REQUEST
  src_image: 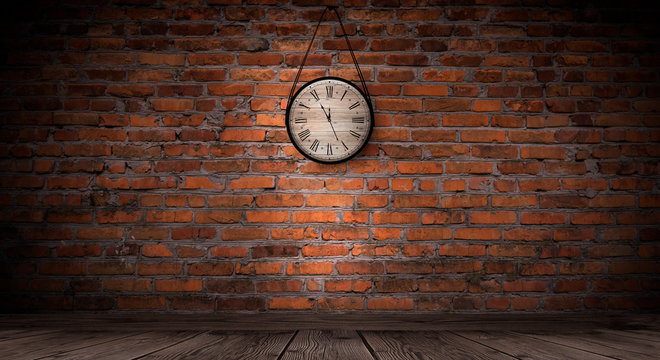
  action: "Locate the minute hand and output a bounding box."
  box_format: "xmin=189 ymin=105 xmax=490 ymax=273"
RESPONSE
xmin=327 ymin=107 xmax=339 ymax=141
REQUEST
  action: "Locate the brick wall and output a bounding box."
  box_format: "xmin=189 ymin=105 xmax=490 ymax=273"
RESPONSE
xmin=1 ymin=0 xmax=659 ymax=313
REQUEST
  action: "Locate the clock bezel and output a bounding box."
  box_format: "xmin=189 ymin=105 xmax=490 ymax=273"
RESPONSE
xmin=285 ymin=76 xmax=374 ymax=164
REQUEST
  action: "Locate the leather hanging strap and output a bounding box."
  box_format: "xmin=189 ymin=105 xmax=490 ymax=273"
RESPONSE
xmin=287 ymin=6 xmax=371 ymax=107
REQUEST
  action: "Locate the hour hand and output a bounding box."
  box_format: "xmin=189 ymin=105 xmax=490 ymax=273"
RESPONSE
xmin=319 ymin=103 xmax=330 ymax=120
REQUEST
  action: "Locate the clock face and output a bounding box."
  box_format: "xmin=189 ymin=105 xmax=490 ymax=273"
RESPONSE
xmin=286 ymin=77 xmax=373 ymax=164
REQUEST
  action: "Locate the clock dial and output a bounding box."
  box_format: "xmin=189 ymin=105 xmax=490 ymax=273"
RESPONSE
xmin=286 ymin=77 xmax=373 ymax=163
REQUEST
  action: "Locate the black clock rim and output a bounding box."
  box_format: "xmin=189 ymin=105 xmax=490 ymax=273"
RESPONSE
xmin=285 ymin=76 xmax=374 ymax=164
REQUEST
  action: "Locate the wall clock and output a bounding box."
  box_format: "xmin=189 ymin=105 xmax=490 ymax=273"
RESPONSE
xmin=285 ymin=6 xmax=373 ymax=164
xmin=286 ymin=77 xmax=373 ymax=164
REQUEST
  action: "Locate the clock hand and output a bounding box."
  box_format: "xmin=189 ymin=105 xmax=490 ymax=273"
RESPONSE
xmin=319 ymin=103 xmax=330 ymax=120
xmin=319 ymin=103 xmax=338 ymax=140
xmin=327 ymin=107 xmax=338 ymax=141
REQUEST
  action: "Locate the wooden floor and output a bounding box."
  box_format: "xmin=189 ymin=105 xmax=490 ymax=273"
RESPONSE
xmin=0 ymin=313 xmax=659 ymax=359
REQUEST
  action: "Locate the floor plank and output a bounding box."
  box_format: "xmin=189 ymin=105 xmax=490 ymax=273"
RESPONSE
xmin=360 ymin=331 xmax=515 ymax=360
xmin=0 ymin=330 xmax=138 ymax=359
xmin=281 ymin=330 xmax=373 ymax=360
xmin=0 ymin=329 xmax=60 ymax=342
xmin=518 ymin=330 xmax=660 ymax=359
xmin=454 ymin=331 xmax=614 ymax=360
xmin=599 ymin=328 xmax=660 ymax=343
xmin=137 ymin=330 xmax=294 ymax=360
xmin=37 ymin=331 xmax=199 ymax=360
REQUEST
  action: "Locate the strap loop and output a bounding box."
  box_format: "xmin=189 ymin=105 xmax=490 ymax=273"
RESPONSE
xmin=287 ymin=6 xmax=371 ymax=107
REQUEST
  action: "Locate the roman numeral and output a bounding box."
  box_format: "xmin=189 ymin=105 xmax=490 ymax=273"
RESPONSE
xmin=295 ymin=118 xmax=307 ymax=124
xmin=311 ymin=89 xmax=319 ymax=101
xmin=326 ymin=86 xmax=333 ymax=98
xmin=340 ymin=90 xmax=347 ymax=101
xmin=342 ymin=141 xmax=348 ymax=150
xmin=327 ymin=144 xmax=332 ymax=155
xmin=310 ymin=139 xmax=319 ymax=152
xmin=299 ymin=103 xmax=310 ymax=109
xmin=350 ymin=130 xmax=361 ymax=139
xmin=349 ymin=102 xmax=360 ymax=110
xmin=298 ymin=129 xmax=310 ymax=141
xmin=352 ymin=117 xmax=364 ymax=123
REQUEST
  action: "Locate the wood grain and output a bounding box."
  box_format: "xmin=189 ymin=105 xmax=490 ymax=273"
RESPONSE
xmin=0 ymin=330 xmax=138 ymax=359
xmin=0 ymin=315 xmax=658 ymax=359
xmin=602 ymin=329 xmax=660 ymax=343
xmin=454 ymin=330 xmax=613 ymax=360
xmin=516 ymin=330 xmax=660 ymax=359
xmin=360 ymin=331 xmax=515 ymax=360
xmin=37 ymin=331 xmax=197 ymax=360
xmin=139 ymin=331 xmax=294 ymax=360
xmin=280 ymin=330 xmax=373 ymax=360
xmin=0 ymin=329 xmax=60 ymax=342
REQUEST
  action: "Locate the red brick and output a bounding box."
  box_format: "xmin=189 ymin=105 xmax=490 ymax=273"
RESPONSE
xmin=151 ymin=99 xmax=194 ymax=112
xmin=141 ymin=245 xmax=173 ymax=258
xmin=519 ymin=179 xmax=560 ymax=191
xmin=302 ymin=245 xmax=349 ymax=257
xmin=393 ymin=195 xmax=438 ymax=208
xmin=155 ymin=279 xmax=202 ymax=292
xmin=238 ymin=53 xmax=283 ymax=66
xmin=376 ymin=98 xmax=422 ymax=112
xmin=571 ymin=212 xmax=612 ymax=225
xmin=544 ymin=296 xmax=582 ymax=310
xmin=217 ymin=297 xmax=265 ymax=311
xmin=210 ymin=246 xmax=248 ymax=258
xmin=373 ymin=212 xmax=419 ymax=224
xmin=559 ymin=262 xmax=606 ymax=275
xmin=367 ymin=297 xmax=414 ymax=310
xmin=336 ymin=261 xmax=384 ymax=275
xmin=318 ymin=297 xmax=363 ymax=311
xmin=306 ymin=194 xmax=353 ymax=207
xmin=229 ymin=176 xmax=274 ymax=189
xmin=521 ymin=212 xmax=566 ymax=225
xmin=137 ymin=263 xmax=182 ymax=276
xmin=88 ymin=262 xmax=134 ymax=275
xmin=187 ymin=262 xmax=234 ymax=276
xmin=371 ymin=38 xmax=415 ymax=51
xmin=104 ymin=279 xmax=151 ymax=292
xmin=206 ymin=279 xmax=253 ymax=293
xmin=245 ymin=211 xmax=289 ymax=223
xmin=208 ymin=83 xmax=253 ymax=96
xmin=118 ymin=296 xmax=165 ymax=309
xmin=589 ymin=195 xmax=635 ymax=208
xmin=293 ymin=211 xmax=337 ymax=223
xmin=222 ymin=228 xmax=268 ymax=241
xmin=423 ymin=69 xmax=465 ymax=82
xmin=256 ymin=280 xmax=302 ymax=293
xmin=471 ymin=211 xmax=517 ymax=224
xmin=326 ymin=280 xmax=372 ymax=293
xmin=438 ymin=245 xmax=485 ymax=257
xmin=269 ymin=297 xmax=314 ymax=310
xmin=287 ymin=262 xmax=333 ymax=275
xmin=378 ymin=69 xmax=415 ymax=82
xmin=426 ymin=99 xmax=471 ymax=112
xmin=236 ymin=262 xmax=282 ymax=275
xmin=322 ymin=228 xmax=370 ymax=241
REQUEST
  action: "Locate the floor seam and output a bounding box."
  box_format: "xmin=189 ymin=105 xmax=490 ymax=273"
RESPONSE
xmin=277 ymin=329 xmax=299 ymax=360
xmin=357 ymin=330 xmax=379 ymax=360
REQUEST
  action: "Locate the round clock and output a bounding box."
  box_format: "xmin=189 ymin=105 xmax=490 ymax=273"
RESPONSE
xmin=286 ymin=77 xmax=374 ymax=164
